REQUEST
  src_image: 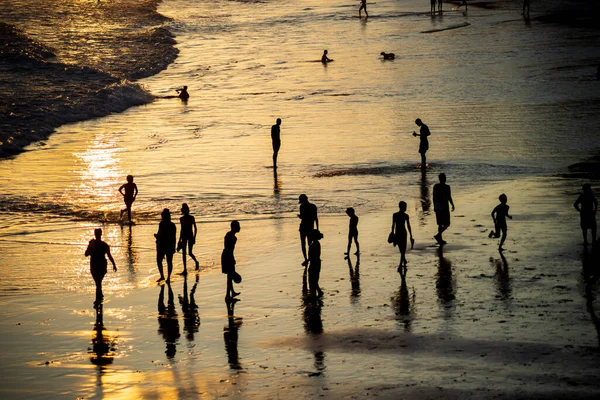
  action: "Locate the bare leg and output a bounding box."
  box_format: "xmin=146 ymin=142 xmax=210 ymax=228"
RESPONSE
xmin=354 ymin=237 xmax=360 ymax=255
xmin=157 ymin=252 xmax=165 ymax=281
xmin=188 ymin=241 xmax=199 ymax=270
xmin=421 ymin=153 xmax=427 ymax=169
xmin=180 ymin=243 xmax=188 ymax=275
xmin=300 ymin=232 xmax=308 ymax=265
xmin=499 ymin=229 xmax=507 ymax=250
xmin=127 ymin=205 xmax=132 ymax=222
xmin=583 ymin=228 xmax=589 ymax=245
xmin=345 ymin=235 xmax=352 ymax=255
xmin=165 ymin=253 xmax=173 ymax=283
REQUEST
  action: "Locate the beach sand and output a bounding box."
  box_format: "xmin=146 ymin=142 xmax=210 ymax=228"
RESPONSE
xmin=1 ymin=172 xmax=599 ymax=399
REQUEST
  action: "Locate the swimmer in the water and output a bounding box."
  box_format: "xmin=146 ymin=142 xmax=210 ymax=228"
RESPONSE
xmin=321 ymin=50 xmax=333 ymax=64
xmin=176 ymin=86 xmax=189 ymax=100
xmin=381 ymin=52 xmax=395 ymax=60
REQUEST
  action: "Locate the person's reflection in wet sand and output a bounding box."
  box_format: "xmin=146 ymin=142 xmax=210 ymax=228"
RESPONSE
xmin=436 ymin=248 xmax=455 ymax=319
xmin=122 ymin=224 xmax=138 ymax=282
xmin=224 ymin=297 xmax=243 ymax=370
xmin=89 ymin=303 xmax=116 ymax=398
xmin=301 ymin=269 xmax=326 ymax=375
xmin=158 ymin=283 xmax=180 ymax=359
xmin=347 ymin=254 xmax=361 ymax=303
xmin=392 ymin=274 xmax=415 ymax=333
xmin=490 ymin=251 xmax=512 ymax=302
xmin=418 ymin=170 xmax=431 ymax=225
xmin=582 ymin=247 xmax=600 ymax=346
xmin=179 ymin=274 xmax=200 ymax=341
xmin=273 ymin=168 xmax=281 ymax=196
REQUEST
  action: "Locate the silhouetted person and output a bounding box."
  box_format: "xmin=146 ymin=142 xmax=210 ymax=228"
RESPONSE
xmin=321 ymin=50 xmax=333 ymax=64
xmin=176 ymin=85 xmax=189 ymax=100
xmin=178 ymin=203 xmax=199 ymax=275
xmin=158 ymin=283 xmax=180 ymax=359
xmin=347 ymin=254 xmax=361 ymax=301
xmin=359 ymin=0 xmax=368 ymax=18
xmin=224 ymin=297 xmax=242 ymax=369
xmin=118 ymin=175 xmax=138 ymax=223
xmin=460 ymin=0 xmax=468 ymax=11
xmin=155 ymin=208 xmax=177 ymax=283
xmin=412 ymin=119 xmax=431 ymax=169
xmin=522 ymin=0 xmax=530 ymax=16
xmin=271 ymin=118 xmax=282 ymax=168
xmin=89 ymin=304 xmax=115 ymax=367
xmin=391 ymin=201 xmax=414 ymax=275
xmin=298 ymin=194 xmax=319 ymax=266
xmin=85 ymin=228 xmax=117 ymax=306
xmin=179 ymin=274 xmax=200 ymax=341
xmin=574 ymin=184 xmax=598 ymax=246
xmin=430 ymin=0 xmax=436 ymax=15
xmin=488 ymin=193 xmax=513 ymax=251
xmin=438 ymin=0 xmax=443 ymax=14
xmin=308 ymin=229 xmax=324 ymax=297
xmin=345 ymin=207 xmax=360 ymax=257
xmin=380 ymin=52 xmax=395 ymax=60
xmin=433 ymin=173 xmax=454 ymax=245
xmin=222 ymin=220 xmax=241 ymax=300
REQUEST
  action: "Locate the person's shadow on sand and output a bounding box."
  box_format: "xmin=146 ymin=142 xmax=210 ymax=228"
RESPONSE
xmin=224 ymin=297 xmax=243 ymax=370
xmin=158 ymin=283 xmax=180 ymax=359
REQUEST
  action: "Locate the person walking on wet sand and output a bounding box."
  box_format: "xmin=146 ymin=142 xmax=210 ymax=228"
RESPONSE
xmin=119 ymin=175 xmax=138 ymax=223
xmin=271 ymin=118 xmax=282 ymax=168
xmin=430 ymin=0 xmax=436 ymax=15
xmin=433 ymin=173 xmax=454 ymax=245
xmin=176 ymin=86 xmax=189 ymax=100
xmin=222 ymin=220 xmax=241 ymax=300
xmin=155 ymin=208 xmax=177 ymax=283
xmin=574 ymin=184 xmax=597 ymax=246
xmin=489 ymin=194 xmax=512 ymax=251
xmin=412 ymin=119 xmax=431 ymax=169
xmin=299 ymin=194 xmax=319 ymax=266
xmin=522 ymin=0 xmax=530 ymax=17
xmin=85 ymin=228 xmax=117 ymax=306
xmin=359 ymin=0 xmax=368 ymax=18
xmin=391 ymin=201 xmax=414 ymax=275
xmin=308 ymin=229 xmax=324 ymax=297
xmin=345 ymin=207 xmax=360 ymax=257
xmin=178 ymin=203 xmax=199 ymax=275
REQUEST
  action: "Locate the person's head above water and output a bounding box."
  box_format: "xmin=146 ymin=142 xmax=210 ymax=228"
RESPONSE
xmin=438 ymin=173 xmax=446 ymax=183
xmin=181 ymin=203 xmax=189 ymax=214
xmin=126 ymin=174 xmax=134 ymax=183
xmin=231 ymin=220 xmax=240 ymax=232
xmin=399 ymin=201 xmax=407 ymax=212
xmin=415 ymin=118 xmax=422 ymax=126
xmin=499 ymin=194 xmax=507 ymax=203
xmin=94 ymin=228 xmax=102 ymax=240
xmin=299 ymin=194 xmax=308 ymax=204
xmin=161 ymin=208 xmax=171 ymax=222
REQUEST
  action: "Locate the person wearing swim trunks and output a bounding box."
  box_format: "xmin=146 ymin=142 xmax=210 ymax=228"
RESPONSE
xmin=574 ymin=184 xmax=598 ymax=246
xmin=433 ymin=173 xmax=455 ymax=245
xmin=271 ymin=118 xmax=282 ymax=168
xmin=412 ymin=118 xmax=431 ymax=169
xmin=118 ymin=175 xmax=138 ymax=223
xmin=222 ymin=220 xmax=241 ymax=300
xmin=298 ymin=194 xmax=319 ymax=266
xmin=85 ymin=228 xmax=117 ymax=306
xmin=391 ymin=201 xmax=414 ymax=275
xmin=489 ymin=193 xmax=512 ymax=251
xmin=178 ymin=203 xmax=199 ymax=275
xmin=155 ymin=208 xmax=177 ymax=283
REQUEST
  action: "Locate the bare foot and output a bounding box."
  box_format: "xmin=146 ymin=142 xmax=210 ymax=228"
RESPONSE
xmin=232 ymin=291 xmax=241 ymax=297
xmin=302 ymin=260 xmax=309 ymax=267
xmin=195 ymin=261 xmax=200 ymax=271
xmin=156 ymin=277 xmax=165 ymax=282
xmin=178 ymin=270 xmax=188 ymax=276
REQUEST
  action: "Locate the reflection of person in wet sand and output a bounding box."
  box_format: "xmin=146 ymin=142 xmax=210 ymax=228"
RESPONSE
xmin=412 ymin=119 xmax=431 ymax=169
xmin=574 ymin=184 xmax=597 ymax=246
xmin=85 ymin=228 xmax=117 ymax=306
xmin=178 ymin=203 xmax=199 ymax=275
xmin=176 ymin=85 xmax=189 ymax=100
xmin=155 ymin=208 xmax=177 ymax=283
xmin=222 ymin=220 xmax=241 ymax=300
xmin=224 ymin=298 xmax=242 ymax=370
xmin=89 ymin=304 xmax=115 ymax=367
xmin=359 ymin=0 xmax=368 ymax=18
xmin=347 ymin=254 xmax=361 ymax=300
xmin=298 ymin=194 xmax=319 ymax=266
xmin=118 ymin=175 xmax=138 ymax=223
xmin=179 ymin=274 xmax=200 ymax=341
xmin=271 ymin=118 xmax=282 ymax=168
xmin=308 ymin=229 xmax=325 ymax=297
xmin=158 ymin=283 xmax=180 ymax=359
xmin=433 ymin=173 xmax=454 ymax=245
xmin=489 ymin=194 xmax=512 ymax=251
xmin=321 ymin=50 xmax=333 ymax=64
xmin=391 ymin=201 xmax=414 ymax=275
xmin=345 ymin=207 xmax=360 ymax=257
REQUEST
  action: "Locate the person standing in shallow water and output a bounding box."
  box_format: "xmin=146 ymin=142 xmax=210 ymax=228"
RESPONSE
xmin=433 ymin=173 xmax=454 ymax=245
xmin=359 ymin=0 xmax=368 ymax=18
xmin=85 ymin=228 xmax=117 ymax=306
xmin=155 ymin=208 xmax=177 ymax=283
xmin=298 ymin=194 xmax=319 ymax=266
xmin=412 ymin=119 xmax=431 ymax=169
xmin=308 ymin=229 xmax=324 ymax=297
xmin=178 ymin=203 xmax=199 ymax=275
xmin=321 ymin=50 xmax=333 ymax=64
xmin=222 ymin=220 xmax=241 ymax=300
xmin=345 ymin=207 xmax=360 ymax=257
xmin=271 ymin=118 xmax=281 ymax=168
xmin=391 ymin=201 xmax=414 ymax=275
xmin=118 ymin=175 xmax=138 ymax=223
xmin=176 ymin=85 xmax=189 ymax=100
xmin=574 ymin=184 xmax=598 ymax=246
xmin=489 ymin=194 xmax=512 ymax=251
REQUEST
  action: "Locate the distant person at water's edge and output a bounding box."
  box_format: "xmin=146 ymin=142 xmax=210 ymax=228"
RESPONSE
xmin=574 ymin=184 xmax=597 ymax=246
xmin=308 ymin=229 xmax=324 ymax=297
xmin=430 ymin=0 xmax=436 ymax=15
xmin=176 ymin=86 xmax=189 ymax=100
xmin=155 ymin=208 xmax=177 ymax=283
xmin=438 ymin=0 xmax=443 ymax=14
xmin=119 ymin=175 xmax=138 ymax=222
xmin=345 ymin=207 xmax=360 ymax=257
xmin=222 ymin=220 xmax=241 ymax=300
xmin=391 ymin=201 xmax=414 ymax=275
xmin=522 ymin=0 xmax=530 ymax=16
xmin=433 ymin=173 xmax=454 ymax=245
xmin=489 ymin=194 xmax=512 ymax=251
xmin=271 ymin=118 xmax=282 ymax=168
xmin=321 ymin=50 xmax=333 ymax=64
xmin=299 ymin=194 xmax=319 ymax=266
xmin=85 ymin=228 xmax=117 ymax=306
xmin=412 ymin=118 xmax=431 ymax=169
xmin=178 ymin=203 xmax=199 ymax=275
xmin=359 ymin=0 xmax=368 ymax=18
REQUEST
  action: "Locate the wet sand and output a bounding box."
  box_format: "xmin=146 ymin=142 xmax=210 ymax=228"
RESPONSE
xmin=1 ymin=172 xmax=599 ymax=399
